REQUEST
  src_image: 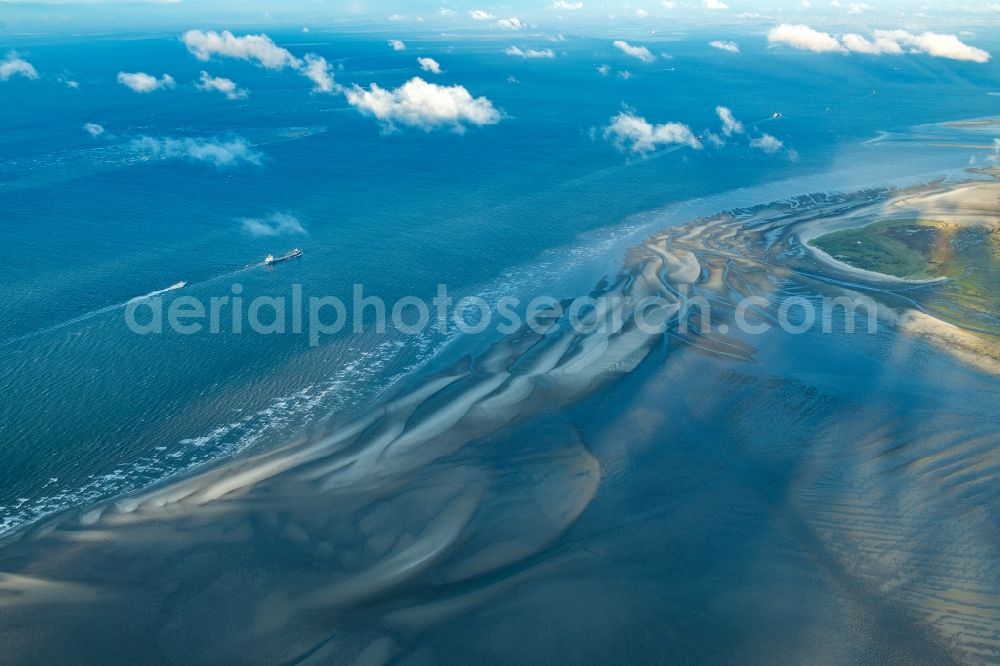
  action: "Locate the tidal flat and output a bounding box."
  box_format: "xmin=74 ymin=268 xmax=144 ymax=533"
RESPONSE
xmin=1 ymin=173 xmax=999 ymax=664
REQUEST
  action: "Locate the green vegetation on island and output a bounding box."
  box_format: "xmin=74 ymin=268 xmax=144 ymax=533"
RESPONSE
xmin=811 ymin=219 xmax=962 ymax=280
xmin=812 ymin=218 xmax=1000 ymax=330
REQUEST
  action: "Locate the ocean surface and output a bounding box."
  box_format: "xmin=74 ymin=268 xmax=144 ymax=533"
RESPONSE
xmin=2 ymin=28 xmax=997 ymax=536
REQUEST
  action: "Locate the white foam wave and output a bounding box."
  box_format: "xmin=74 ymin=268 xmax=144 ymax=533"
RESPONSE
xmin=0 ymin=338 xmax=413 ymax=537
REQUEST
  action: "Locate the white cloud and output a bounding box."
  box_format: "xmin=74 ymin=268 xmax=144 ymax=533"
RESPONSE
xmin=505 ymin=46 xmax=555 ymax=58
xmin=83 ymin=122 xmax=105 ymax=137
xmin=613 ymin=40 xmax=655 ymax=63
xmin=468 ymin=9 xmax=495 ymax=20
xmin=117 ymin=71 xmax=175 ymax=93
xmin=635 ymin=8 xmax=649 ymax=17
xmin=181 ymin=29 xmax=339 ymax=92
xmin=767 ymin=24 xmax=845 ymax=53
xmin=196 ymin=71 xmax=248 ymax=99
xmin=550 ymin=0 xmax=583 ymax=9
xmin=872 ymin=29 xmax=990 ymax=63
xmin=130 ymin=136 xmax=263 ymax=168
xmin=497 ymin=17 xmax=526 ymax=29
xmin=388 ymin=39 xmax=406 ymax=51
xmin=182 ymin=30 xmax=301 ymax=69
xmin=767 ymin=24 xmax=990 ymax=63
xmin=716 ymin=106 xmax=744 ymax=136
xmin=618 ymin=70 xmax=633 ymax=79
xmin=438 ymin=8 xmax=459 ymax=17
xmin=704 ymin=0 xmax=729 ymax=8
xmin=750 ymin=133 xmax=784 ymax=153
xmin=0 ymin=53 xmax=38 ymax=81
xmin=709 ymin=40 xmax=740 ymax=53
xmin=604 ymin=111 xmax=702 ymax=154
xmin=241 ymin=213 xmax=306 ymax=237
xmin=662 ymin=0 xmax=676 ymax=6
xmin=345 ymin=76 xmax=501 ymax=133
xmin=418 ymin=57 xmax=443 ymax=73
xmin=300 ymin=54 xmax=338 ymax=93
xmin=597 ymin=63 xmax=611 ymax=75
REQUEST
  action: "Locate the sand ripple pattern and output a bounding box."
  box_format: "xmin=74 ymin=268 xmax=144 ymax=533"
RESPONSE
xmin=1 ymin=178 xmax=998 ymax=663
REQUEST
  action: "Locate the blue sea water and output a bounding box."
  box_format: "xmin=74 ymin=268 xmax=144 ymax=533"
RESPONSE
xmin=1 ymin=27 xmax=999 ymax=535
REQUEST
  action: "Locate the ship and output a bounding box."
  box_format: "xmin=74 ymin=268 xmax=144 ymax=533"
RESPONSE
xmin=264 ymin=249 xmax=303 ymax=266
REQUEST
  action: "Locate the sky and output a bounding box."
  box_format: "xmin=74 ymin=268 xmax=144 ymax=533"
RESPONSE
xmin=2 ymin=0 xmax=1000 ymax=33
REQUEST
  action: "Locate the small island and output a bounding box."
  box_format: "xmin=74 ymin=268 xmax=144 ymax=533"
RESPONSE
xmin=795 ymin=176 xmax=1000 ymax=338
